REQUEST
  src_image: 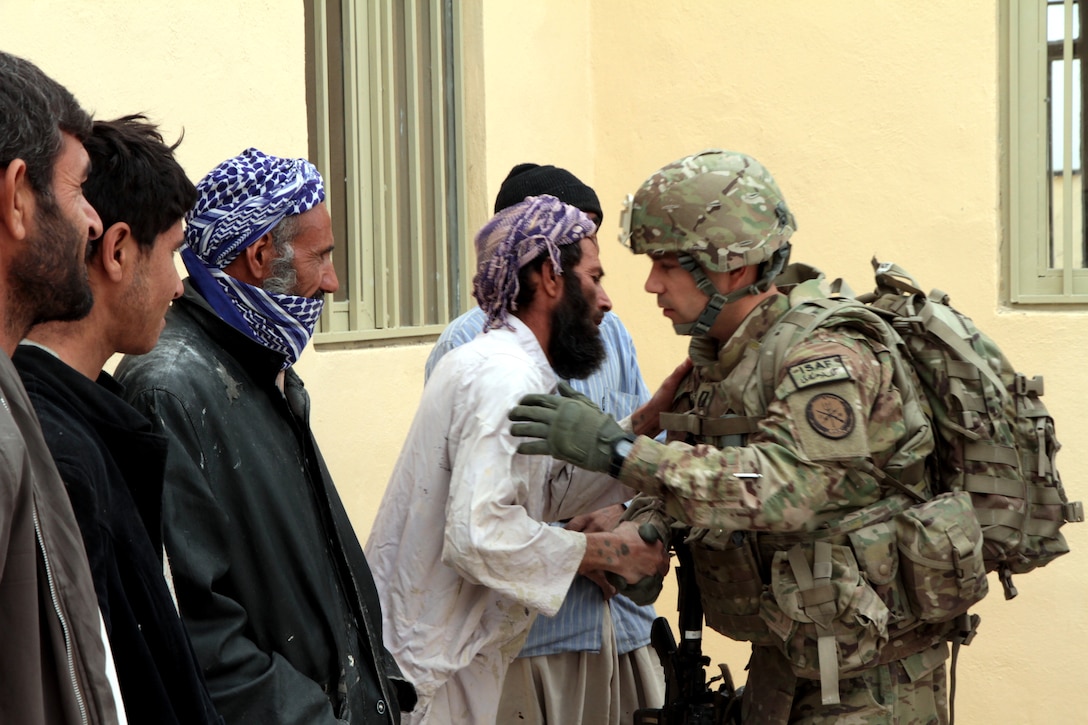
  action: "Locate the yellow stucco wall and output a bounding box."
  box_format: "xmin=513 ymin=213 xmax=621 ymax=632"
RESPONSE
xmin=4 ymin=1 xmax=1086 ymax=721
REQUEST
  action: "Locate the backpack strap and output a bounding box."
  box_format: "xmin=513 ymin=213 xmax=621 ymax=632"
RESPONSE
xmin=756 ymin=297 xmax=842 ymax=413
xmin=756 ymin=297 xmax=933 ymax=505
xmin=874 ymin=260 xmax=1007 ymax=395
xmin=907 ymin=301 xmax=1006 ymax=395
xmin=787 ymin=541 xmax=841 ymax=705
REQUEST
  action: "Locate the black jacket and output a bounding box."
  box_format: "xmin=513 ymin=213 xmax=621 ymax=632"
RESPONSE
xmin=115 ymin=284 xmax=414 ymax=724
xmin=14 ymin=343 xmax=221 ymax=725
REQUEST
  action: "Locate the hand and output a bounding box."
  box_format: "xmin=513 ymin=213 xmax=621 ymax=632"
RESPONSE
xmin=568 ymin=503 xmax=632 ymax=601
xmin=509 ymin=385 xmax=629 ymax=473
xmin=564 ymin=503 xmax=626 ymax=534
xmin=631 ymin=358 xmax=694 ymax=438
xmin=603 ymin=521 xmax=670 ymax=605
xmin=583 ymin=520 xmax=665 ymax=583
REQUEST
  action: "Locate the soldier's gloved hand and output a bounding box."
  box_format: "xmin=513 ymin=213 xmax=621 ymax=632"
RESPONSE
xmin=509 ymin=383 xmax=631 ymax=474
xmin=555 ymin=381 xmax=596 ymax=409
xmin=606 ymin=522 xmax=666 ymax=606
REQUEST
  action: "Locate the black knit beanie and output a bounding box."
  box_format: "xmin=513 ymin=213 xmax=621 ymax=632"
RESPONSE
xmin=493 ymin=163 xmax=603 ymax=223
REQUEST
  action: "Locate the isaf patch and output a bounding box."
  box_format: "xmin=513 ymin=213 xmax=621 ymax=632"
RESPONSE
xmin=805 ymin=393 xmax=855 ymax=440
xmin=787 ymin=355 xmax=852 ymax=390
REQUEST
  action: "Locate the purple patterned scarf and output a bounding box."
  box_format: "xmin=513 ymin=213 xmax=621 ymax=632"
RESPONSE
xmin=472 ymin=194 xmax=594 ymax=330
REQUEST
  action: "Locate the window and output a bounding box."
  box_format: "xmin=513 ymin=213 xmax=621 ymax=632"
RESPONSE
xmin=306 ymin=0 xmax=469 ymax=342
xmin=1006 ymin=0 xmax=1088 ymax=302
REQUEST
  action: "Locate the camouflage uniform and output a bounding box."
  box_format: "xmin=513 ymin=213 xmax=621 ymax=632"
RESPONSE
xmin=618 ymin=151 xmax=952 ymax=724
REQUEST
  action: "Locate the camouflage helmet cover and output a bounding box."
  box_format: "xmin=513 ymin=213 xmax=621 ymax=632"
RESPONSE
xmin=622 ymin=149 xmax=797 ymax=273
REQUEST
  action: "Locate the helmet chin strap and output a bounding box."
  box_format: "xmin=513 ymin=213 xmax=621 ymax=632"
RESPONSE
xmin=672 ymin=244 xmax=792 ymax=336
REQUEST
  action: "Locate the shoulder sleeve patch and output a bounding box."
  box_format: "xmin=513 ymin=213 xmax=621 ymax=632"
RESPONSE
xmin=789 ymin=382 xmax=871 ymax=461
xmin=787 ymin=355 xmax=852 ymax=390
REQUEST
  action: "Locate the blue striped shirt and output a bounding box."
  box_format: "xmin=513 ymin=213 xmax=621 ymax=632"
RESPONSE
xmin=424 ymin=308 xmax=658 ymax=656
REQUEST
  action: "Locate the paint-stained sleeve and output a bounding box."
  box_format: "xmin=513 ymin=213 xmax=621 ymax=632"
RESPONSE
xmin=439 ymin=350 xmax=629 ymax=616
xmin=618 ymin=328 xmax=908 ymax=532
xmin=127 ymin=387 xmax=343 ymax=725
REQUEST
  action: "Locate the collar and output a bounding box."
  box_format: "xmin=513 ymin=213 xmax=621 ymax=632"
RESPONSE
xmin=177 ymin=280 xmax=293 ymax=385
xmin=486 ymin=314 xmax=557 ymax=391
xmin=688 ymin=293 xmax=791 ymax=374
xmin=13 ymin=342 xmax=154 ymax=432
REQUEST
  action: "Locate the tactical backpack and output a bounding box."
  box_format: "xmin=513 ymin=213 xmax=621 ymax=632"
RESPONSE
xmin=774 ymin=259 xmax=1083 ymax=601
xmin=643 ymin=260 xmax=1081 ymax=713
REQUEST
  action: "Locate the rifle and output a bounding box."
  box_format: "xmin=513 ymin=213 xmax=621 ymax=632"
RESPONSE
xmin=634 ymin=534 xmax=742 ymax=725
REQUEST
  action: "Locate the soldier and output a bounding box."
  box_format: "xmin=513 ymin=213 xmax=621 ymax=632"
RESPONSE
xmin=509 ymin=149 xmax=954 ymax=723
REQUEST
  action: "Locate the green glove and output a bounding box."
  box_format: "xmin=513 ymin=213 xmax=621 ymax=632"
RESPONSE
xmin=555 ymin=381 xmax=596 ymax=409
xmin=606 ymin=522 xmax=665 ymax=606
xmin=509 ymin=382 xmax=630 ymax=473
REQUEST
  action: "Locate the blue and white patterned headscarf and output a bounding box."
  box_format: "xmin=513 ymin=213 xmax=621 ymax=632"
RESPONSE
xmin=472 ymin=194 xmax=594 ymax=331
xmin=182 ymin=147 xmax=326 ymax=368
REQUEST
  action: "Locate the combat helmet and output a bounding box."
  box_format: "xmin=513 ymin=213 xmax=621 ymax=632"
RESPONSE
xmin=620 ymin=149 xmax=797 ymax=335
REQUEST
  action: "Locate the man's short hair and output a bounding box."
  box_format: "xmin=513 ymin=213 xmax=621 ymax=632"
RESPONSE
xmin=82 ymin=115 xmax=197 ymax=257
xmin=0 ymin=51 xmax=92 ymax=198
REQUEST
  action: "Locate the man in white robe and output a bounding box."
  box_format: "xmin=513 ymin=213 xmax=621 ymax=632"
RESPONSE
xmin=366 ymin=195 xmax=671 ymax=724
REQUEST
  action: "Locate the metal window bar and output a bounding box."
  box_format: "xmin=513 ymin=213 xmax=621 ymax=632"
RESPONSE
xmin=347 ymin=0 xmax=375 ymax=330
xmin=308 ymin=0 xmax=460 ymax=340
xmin=1046 ymin=0 xmax=1086 ymax=285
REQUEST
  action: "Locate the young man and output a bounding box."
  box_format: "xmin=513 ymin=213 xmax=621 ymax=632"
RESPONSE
xmin=425 ymin=163 xmax=664 ymax=725
xmin=366 ymin=194 xmax=671 ymax=724
xmin=15 ymin=115 xmax=221 ymax=725
xmin=0 ymin=50 xmax=124 ymax=725
xmin=511 ymin=150 xmax=949 ymax=724
xmin=116 ymin=148 xmax=414 ymax=724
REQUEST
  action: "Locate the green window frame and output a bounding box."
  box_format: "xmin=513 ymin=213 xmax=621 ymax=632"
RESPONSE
xmin=1006 ymin=0 xmax=1088 ymax=302
xmin=306 ymin=0 xmax=470 ymax=342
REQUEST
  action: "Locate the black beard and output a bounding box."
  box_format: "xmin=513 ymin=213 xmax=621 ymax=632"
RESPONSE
xmin=548 ymin=274 xmax=605 ymax=380
xmin=9 ymin=195 xmax=93 ymax=332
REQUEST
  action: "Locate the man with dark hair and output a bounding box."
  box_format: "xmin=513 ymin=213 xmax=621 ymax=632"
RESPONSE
xmin=15 ymin=114 xmax=222 ymax=725
xmin=366 ymin=194 xmax=671 ymax=724
xmin=0 ymin=50 xmax=124 ymax=725
xmin=511 ymin=150 xmax=948 ymax=723
xmin=425 ymin=163 xmax=666 ymax=725
xmin=116 ymin=148 xmax=414 ymax=724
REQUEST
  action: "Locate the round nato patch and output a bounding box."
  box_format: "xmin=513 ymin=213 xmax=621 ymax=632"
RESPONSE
xmin=805 ymin=393 xmax=855 ymax=440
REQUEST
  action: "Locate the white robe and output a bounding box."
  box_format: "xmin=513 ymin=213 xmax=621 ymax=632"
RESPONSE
xmin=365 ymin=317 xmax=632 ymax=724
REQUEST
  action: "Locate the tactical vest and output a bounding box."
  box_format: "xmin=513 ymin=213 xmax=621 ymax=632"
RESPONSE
xmin=660 ymin=278 xmax=968 ymax=701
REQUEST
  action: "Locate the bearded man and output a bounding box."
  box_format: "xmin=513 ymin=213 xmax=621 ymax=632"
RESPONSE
xmin=426 ymin=163 xmax=666 ymax=725
xmin=365 ymin=194 xmax=670 ymax=724
xmin=0 ymin=50 xmax=125 ymax=725
xmin=116 ymin=148 xmax=414 ymax=725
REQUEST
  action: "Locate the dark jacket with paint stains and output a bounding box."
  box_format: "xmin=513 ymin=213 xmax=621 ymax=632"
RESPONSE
xmin=14 ymin=343 xmax=222 ymax=725
xmin=115 ymin=284 xmax=415 ymax=725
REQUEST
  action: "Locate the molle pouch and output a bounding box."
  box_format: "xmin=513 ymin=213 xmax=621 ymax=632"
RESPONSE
xmin=689 ymin=529 xmax=777 ymax=646
xmin=759 ymin=541 xmax=890 ymax=698
xmin=847 ymin=520 xmax=914 ymax=627
xmin=895 ymin=491 xmax=988 ymax=623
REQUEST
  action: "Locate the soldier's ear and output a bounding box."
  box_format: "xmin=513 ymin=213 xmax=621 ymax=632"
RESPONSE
xmin=721 ymin=264 xmax=758 ymax=294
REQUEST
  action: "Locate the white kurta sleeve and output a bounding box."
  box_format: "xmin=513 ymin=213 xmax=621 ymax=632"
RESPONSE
xmin=440 ymin=351 xmax=587 ymax=616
